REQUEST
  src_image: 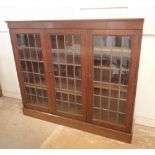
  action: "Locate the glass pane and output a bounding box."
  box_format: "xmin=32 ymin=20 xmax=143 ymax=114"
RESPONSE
xmin=35 ymin=34 xmax=41 ymax=48
xmin=53 ymin=64 xmax=59 ymax=76
xmin=65 ymin=35 xmax=72 ymax=49
xmin=51 ymin=34 xmax=82 ymax=115
xmin=120 ymin=86 xmax=128 ymax=99
xmin=16 ymin=33 xmax=48 ymax=107
xmin=121 ymin=71 xmax=129 ymax=85
xmin=69 ymin=94 xmax=75 ymax=102
xmin=106 ymin=36 xmax=115 ymax=48
xmin=68 ymin=79 xmax=74 ymax=90
xmin=76 ymin=80 xmax=81 ymax=91
xmin=74 ymin=54 xmax=80 ymax=64
xmin=52 ymin=52 xmax=58 ymax=63
xmin=28 ymin=34 xmax=35 ymax=47
xmin=93 ymin=108 xmax=100 ymax=120
xmin=23 ymin=34 xmax=29 ymax=47
xmin=112 ymin=56 xmax=121 ymax=69
xmin=94 ymin=68 xmax=100 ymax=81
xmin=37 ymin=49 xmax=43 ymax=61
xmin=102 ymin=54 xmax=110 ymax=67
xmin=94 ymin=88 xmax=100 ymax=95
xmin=111 ymin=90 xmax=119 ymax=98
xmin=111 ymin=69 xmax=120 ymax=83
xmin=30 ymin=48 xmax=37 ymax=60
xmin=61 ymin=78 xmax=67 ymax=89
xmin=101 ymin=110 xmax=108 ymax=121
xmin=67 ymin=65 xmax=74 ymax=77
xmin=20 ymin=61 xmax=26 ymax=71
xmin=119 ymin=100 xmax=126 ymax=113
xmin=115 ymin=36 xmax=122 ymax=47
xmin=24 ymin=48 xmax=30 ymax=59
xmin=51 ymin=35 xmax=57 ymax=49
xmin=75 ymin=66 xmax=81 ymax=79
xmin=94 ymin=54 xmax=101 ymax=66
xmin=101 ymin=97 xmax=109 ymax=109
xmin=73 ymin=35 xmax=80 ymax=49
xmin=102 ymin=69 xmax=110 ymax=82
xmin=101 ymin=88 xmax=109 ymax=97
xmin=59 ymin=52 xmax=66 ymax=64
xmin=57 ymin=35 xmax=64 ymax=49
xmin=55 ymin=77 xmax=60 ymax=88
xmin=19 ymin=49 xmax=24 ymax=59
xmin=76 ymin=95 xmax=82 ymax=104
xmin=122 ymin=57 xmax=130 ymax=69
xmin=94 ymin=95 xmax=100 ymax=108
xmin=118 ymin=113 xmax=126 ymax=125
xmin=110 ymin=98 xmax=118 ymax=111
xmin=122 ymin=36 xmax=131 ymax=49
xmin=93 ymin=35 xmax=131 ymax=126
xmin=66 ymin=53 xmax=73 ymax=64
xmin=60 ymin=65 xmax=66 ymax=77
xmin=109 ymin=112 xmax=117 ymax=123
xmin=16 ymin=34 xmax=22 ymax=47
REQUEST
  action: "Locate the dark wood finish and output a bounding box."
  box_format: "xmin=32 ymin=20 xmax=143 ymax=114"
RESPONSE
xmin=23 ymin=107 xmax=132 ymax=143
xmin=87 ymin=29 xmax=142 ymax=133
xmin=7 ymin=19 xmax=143 ymax=30
xmin=7 ymin=19 xmax=144 ymax=143
xmin=9 ymin=29 xmax=51 ymax=113
xmin=125 ymin=30 xmax=143 ymax=133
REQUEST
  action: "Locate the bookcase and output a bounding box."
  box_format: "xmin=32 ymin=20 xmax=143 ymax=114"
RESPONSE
xmin=7 ymin=19 xmax=143 ymax=143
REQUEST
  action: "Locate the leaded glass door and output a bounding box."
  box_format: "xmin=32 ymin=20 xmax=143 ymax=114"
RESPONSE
xmin=47 ymin=30 xmax=86 ymax=120
xmin=88 ymin=30 xmax=137 ymax=131
xmin=10 ymin=29 xmax=51 ymax=112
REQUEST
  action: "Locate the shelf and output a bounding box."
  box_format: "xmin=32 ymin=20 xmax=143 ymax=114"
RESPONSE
xmin=20 ymin=58 xmax=43 ymax=63
xmin=51 ymin=49 xmax=80 ymax=53
xmin=94 ymin=82 xmax=127 ymax=93
xmin=24 ymin=82 xmax=46 ymax=89
xmin=94 ymin=47 xmax=131 ymax=56
xmin=55 ymin=88 xmax=81 ymax=96
xmin=18 ymin=46 xmax=42 ymax=50
xmin=93 ymin=65 xmax=129 ymax=71
xmin=53 ymin=62 xmax=81 ymax=66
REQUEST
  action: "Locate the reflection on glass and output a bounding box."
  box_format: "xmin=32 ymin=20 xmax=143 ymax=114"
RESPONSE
xmin=93 ymin=35 xmax=131 ymax=125
xmin=94 ymin=54 xmax=101 ymax=66
xmin=102 ymin=55 xmax=110 ymax=67
xmin=51 ymin=35 xmax=57 ymax=49
xmin=57 ymin=35 xmax=64 ymax=49
xmin=122 ymin=57 xmax=130 ymax=69
xmin=50 ymin=34 xmax=82 ymax=115
xmin=110 ymin=98 xmax=118 ymax=111
xmin=16 ymin=33 xmax=47 ymax=107
xmin=112 ymin=56 xmax=121 ymax=68
xmin=65 ymin=35 xmax=72 ymax=49
xmin=74 ymin=35 xmax=80 ymax=49
xmin=101 ymin=97 xmax=109 ymax=109
xmin=115 ymin=36 xmax=122 ymax=47
xmin=111 ymin=69 xmax=120 ymax=83
xmin=94 ymin=68 xmax=100 ymax=81
xmin=102 ymin=69 xmax=110 ymax=82
xmin=101 ymin=110 xmax=108 ymax=121
xmin=121 ymin=71 xmax=128 ymax=85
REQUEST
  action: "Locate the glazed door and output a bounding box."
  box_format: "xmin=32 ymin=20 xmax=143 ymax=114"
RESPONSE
xmin=46 ymin=30 xmax=86 ymax=120
xmin=87 ymin=30 xmax=140 ymax=132
xmin=10 ymin=29 xmax=52 ymax=112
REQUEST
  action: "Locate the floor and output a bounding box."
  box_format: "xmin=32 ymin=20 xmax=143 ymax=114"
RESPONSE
xmin=0 ymin=97 xmax=155 ymax=149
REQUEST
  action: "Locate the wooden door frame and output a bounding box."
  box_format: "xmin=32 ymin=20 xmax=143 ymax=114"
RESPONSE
xmin=44 ymin=29 xmax=87 ymax=121
xmin=9 ymin=29 xmax=52 ymax=113
xmin=86 ymin=29 xmax=142 ymax=133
